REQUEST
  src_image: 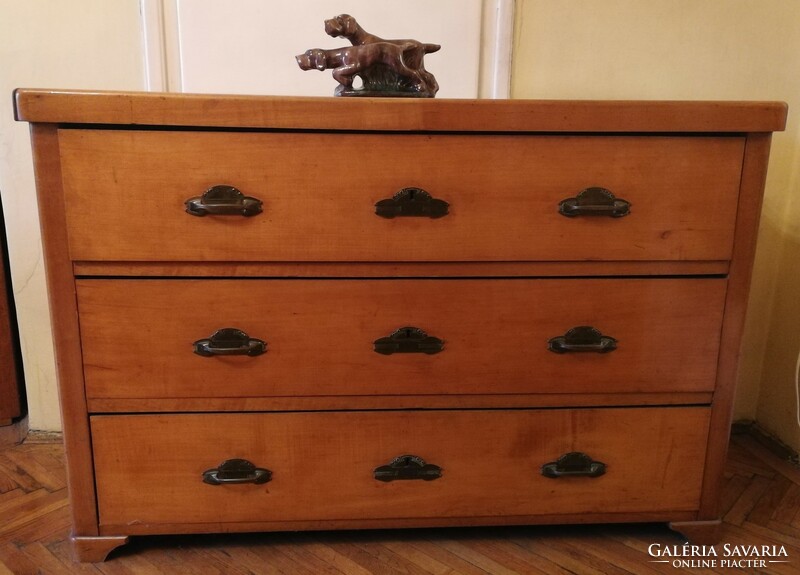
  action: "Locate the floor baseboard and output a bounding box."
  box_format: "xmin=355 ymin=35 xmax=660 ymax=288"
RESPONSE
xmin=732 ymin=418 xmax=799 ymax=465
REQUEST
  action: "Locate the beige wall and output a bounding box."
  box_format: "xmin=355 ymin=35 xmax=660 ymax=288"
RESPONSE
xmin=512 ymin=0 xmax=800 ymax=450
xmin=0 ymin=0 xmax=146 ymax=430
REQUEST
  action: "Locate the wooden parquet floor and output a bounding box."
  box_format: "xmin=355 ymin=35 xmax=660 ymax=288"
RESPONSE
xmin=0 ymin=431 xmax=798 ymax=574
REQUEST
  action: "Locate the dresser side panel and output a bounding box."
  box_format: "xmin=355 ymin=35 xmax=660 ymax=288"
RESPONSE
xmin=699 ymin=133 xmax=774 ymax=519
xmin=29 ymin=124 xmax=98 ymax=535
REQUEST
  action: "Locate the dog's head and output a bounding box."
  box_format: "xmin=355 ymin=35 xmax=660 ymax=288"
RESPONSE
xmin=295 ymin=49 xmax=327 ymax=71
xmin=324 ymin=14 xmax=358 ymax=38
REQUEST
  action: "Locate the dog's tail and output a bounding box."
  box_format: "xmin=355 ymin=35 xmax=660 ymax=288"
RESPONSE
xmin=423 ymin=43 xmax=441 ymax=54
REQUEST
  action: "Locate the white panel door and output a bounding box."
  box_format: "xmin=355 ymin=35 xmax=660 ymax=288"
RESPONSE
xmin=154 ymin=0 xmax=486 ymax=97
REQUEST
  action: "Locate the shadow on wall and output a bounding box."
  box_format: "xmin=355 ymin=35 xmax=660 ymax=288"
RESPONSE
xmin=754 ymin=227 xmax=800 ymax=451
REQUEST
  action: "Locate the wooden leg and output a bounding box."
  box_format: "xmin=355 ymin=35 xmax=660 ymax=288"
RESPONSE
xmin=71 ymin=535 xmax=130 ymax=562
xmin=668 ymin=520 xmax=722 ymax=545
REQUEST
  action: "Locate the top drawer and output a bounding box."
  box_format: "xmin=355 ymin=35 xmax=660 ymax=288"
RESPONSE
xmin=58 ymin=130 xmax=744 ymax=262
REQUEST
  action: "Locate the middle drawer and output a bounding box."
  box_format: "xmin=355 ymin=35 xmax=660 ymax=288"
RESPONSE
xmin=77 ymin=278 xmax=726 ymax=399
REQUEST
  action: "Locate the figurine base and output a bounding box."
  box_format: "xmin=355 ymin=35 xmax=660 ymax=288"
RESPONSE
xmin=334 ymin=86 xmax=434 ymax=98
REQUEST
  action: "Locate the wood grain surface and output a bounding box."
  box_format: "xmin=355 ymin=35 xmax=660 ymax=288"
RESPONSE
xmin=59 ymin=130 xmax=744 ymax=262
xmin=77 ymin=277 xmax=727 ymax=399
xmin=14 ymin=89 xmax=788 ymax=132
xmin=90 ymin=407 xmax=710 ymax=529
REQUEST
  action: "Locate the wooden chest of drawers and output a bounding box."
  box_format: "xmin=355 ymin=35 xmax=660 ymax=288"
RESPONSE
xmin=15 ymin=90 xmax=787 ymax=562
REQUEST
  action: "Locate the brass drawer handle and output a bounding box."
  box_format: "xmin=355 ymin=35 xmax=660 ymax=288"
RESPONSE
xmin=542 ymin=452 xmax=606 ymax=479
xmin=203 ymin=458 xmax=272 ymax=485
xmin=373 ymin=327 xmax=444 ymax=355
xmin=548 ymin=326 xmax=617 ymax=354
xmin=375 ymin=187 xmax=449 ymax=218
xmin=193 ymin=328 xmax=267 ymax=357
xmin=185 ymin=185 xmax=263 ymax=217
xmin=558 ymin=187 xmax=630 ymax=217
xmin=374 ymin=455 xmax=442 ymax=482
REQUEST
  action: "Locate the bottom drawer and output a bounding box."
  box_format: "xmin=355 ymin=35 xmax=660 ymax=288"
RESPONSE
xmin=91 ymin=407 xmax=710 ymax=529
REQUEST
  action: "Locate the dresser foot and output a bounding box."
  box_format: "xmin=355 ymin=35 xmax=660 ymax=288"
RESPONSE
xmin=71 ymin=535 xmax=130 ymax=562
xmin=668 ymin=520 xmax=722 ymax=545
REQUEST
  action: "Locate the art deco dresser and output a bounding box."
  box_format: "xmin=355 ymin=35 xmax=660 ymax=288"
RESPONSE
xmin=14 ymin=90 xmax=787 ymax=561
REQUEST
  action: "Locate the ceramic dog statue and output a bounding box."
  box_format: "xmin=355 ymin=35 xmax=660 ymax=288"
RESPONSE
xmin=296 ymin=14 xmax=440 ymax=97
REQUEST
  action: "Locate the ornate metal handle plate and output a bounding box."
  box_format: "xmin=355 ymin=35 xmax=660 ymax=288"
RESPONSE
xmin=374 ymin=455 xmax=442 ymax=482
xmin=185 ymin=185 xmax=263 ymax=217
xmin=548 ymin=326 xmax=617 ymax=354
xmin=202 ymin=458 xmax=272 ymax=485
xmin=373 ymin=327 xmax=444 ymax=355
xmin=375 ymin=187 xmax=449 ymax=218
xmin=193 ymin=328 xmax=267 ymax=357
xmin=542 ymin=452 xmax=606 ymax=478
xmin=558 ymin=187 xmax=630 ymax=217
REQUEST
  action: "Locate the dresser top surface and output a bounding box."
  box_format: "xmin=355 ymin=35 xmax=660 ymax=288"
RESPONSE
xmin=14 ymin=89 xmax=787 ymax=133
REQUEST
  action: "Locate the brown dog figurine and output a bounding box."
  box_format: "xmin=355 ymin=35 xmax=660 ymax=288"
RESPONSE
xmin=324 ymin=13 xmax=440 ymax=52
xmin=296 ymin=14 xmax=440 ymax=97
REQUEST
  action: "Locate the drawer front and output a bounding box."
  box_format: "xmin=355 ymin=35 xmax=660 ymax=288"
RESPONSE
xmin=91 ymin=407 xmax=710 ymax=527
xmin=59 ymin=130 xmax=743 ymax=262
xmin=78 ymin=278 xmax=726 ymax=399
